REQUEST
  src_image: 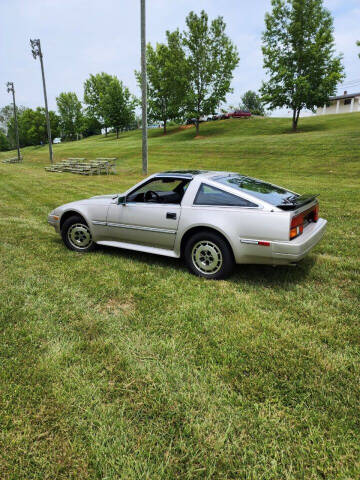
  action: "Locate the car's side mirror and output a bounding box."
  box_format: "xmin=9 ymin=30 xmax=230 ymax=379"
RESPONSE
xmin=118 ymin=195 xmax=126 ymax=205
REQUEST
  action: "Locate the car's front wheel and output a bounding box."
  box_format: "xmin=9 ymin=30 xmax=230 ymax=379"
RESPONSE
xmin=61 ymin=215 xmax=95 ymax=253
xmin=184 ymin=231 xmax=234 ymax=279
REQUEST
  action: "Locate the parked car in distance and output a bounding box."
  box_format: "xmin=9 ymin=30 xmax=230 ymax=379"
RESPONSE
xmin=228 ymin=110 xmax=252 ymax=118
xmin=186 ymin=116 xmax=208 ymax=125
xmin=48 ymin=171 xmax=326 ymax=279
xmin=53 ymin=138 xmax=61 ymax=144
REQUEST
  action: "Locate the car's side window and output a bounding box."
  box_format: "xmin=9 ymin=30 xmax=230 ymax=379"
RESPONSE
xmin=193 ymin=183 xmax=258 ymax=207
xmin=126 ymin=178 xmax=191 ymax=204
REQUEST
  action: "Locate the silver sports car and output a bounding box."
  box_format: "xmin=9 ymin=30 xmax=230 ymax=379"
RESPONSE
xmin=48 ymin=170 xmax=327 ymax=279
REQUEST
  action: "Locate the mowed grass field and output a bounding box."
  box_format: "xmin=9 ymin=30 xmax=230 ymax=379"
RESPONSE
xmin=0 ymin=114 xmax=359 ymax=479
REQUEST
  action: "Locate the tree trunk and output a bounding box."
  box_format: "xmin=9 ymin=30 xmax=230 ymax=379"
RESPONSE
xmin=196 ymin=119 xmax=200 ymax=136
xmin=105 ymin=126 xmax=108 ymax=136
xmin=116 ymin=128 xmax=119 ymax=139
xmin=292 ymin=109 xmax=298 ymax=131
xmin=163 ymin=119 xmax=167 ymax=135
xmin=292 ymin=108 xmax=301 ymax=131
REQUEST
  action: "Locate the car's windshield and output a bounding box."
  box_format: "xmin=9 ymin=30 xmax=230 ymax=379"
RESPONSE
xmin=213 ymin=174 xmax=298 ymax=206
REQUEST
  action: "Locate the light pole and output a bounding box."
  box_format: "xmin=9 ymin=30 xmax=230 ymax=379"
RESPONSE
xmin=140 ymin=0 xmax=148 ymax=175
xmin=6 ymin=82 xmax=21 ymax=162
xmin=30 ymin=38 xmax=53 ymax=164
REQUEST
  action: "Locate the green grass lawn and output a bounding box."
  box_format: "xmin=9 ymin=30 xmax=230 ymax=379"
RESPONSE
xmin=0 ymin=114 xmax=359 ymax=479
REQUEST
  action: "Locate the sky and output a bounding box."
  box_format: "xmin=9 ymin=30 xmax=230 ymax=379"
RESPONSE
xmin=1 ymin=0 xmax=359 ymax=117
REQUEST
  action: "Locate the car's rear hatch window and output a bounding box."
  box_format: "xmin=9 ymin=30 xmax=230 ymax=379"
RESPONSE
xmin=213 ymin=174 xmax=317 ymax=210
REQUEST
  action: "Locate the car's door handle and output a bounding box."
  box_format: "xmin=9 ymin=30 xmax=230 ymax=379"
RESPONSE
xmin=166 ymin=212 xmax=177 ymax=220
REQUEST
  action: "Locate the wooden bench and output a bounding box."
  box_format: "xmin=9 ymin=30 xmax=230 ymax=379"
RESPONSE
xmin=2 ymin=155 xmax=23 ymax=164
xmin=44 ymin=157 xmax=117 ymax=175
xmin=95 ymin=158 xmax=117 ymax=174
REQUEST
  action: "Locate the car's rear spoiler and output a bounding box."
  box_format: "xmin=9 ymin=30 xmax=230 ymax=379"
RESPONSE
xmin=277 ymin=194 xmax=319 ymax=211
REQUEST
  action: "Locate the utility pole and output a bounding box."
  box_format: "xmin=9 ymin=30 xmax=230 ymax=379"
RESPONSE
xmin=6 ymin=82 xmax=21 ymax=162
xmin=140 ymin=0 xmax=148 ymax=175
xmin=30 ymin=38 xmax=53 ymax=164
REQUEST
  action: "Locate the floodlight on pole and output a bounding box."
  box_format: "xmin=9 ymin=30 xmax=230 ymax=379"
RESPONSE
xmin=6 ymin=82 xmax=21 ymax=162
xmin=140 ymin=0 xmax=148 ymax=175
xmin=30 ymin=38 xmax=53 ymax=164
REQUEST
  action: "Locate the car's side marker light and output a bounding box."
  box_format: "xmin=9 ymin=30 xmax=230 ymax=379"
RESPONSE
xmin=241 ymin=239 xmax=270 ymax=246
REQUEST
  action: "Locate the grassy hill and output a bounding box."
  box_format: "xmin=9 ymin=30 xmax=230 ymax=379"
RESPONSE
xmin=0 ymin=114 xmax=359 ymax=479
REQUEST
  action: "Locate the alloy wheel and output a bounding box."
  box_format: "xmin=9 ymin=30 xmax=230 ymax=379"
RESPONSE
xmin=191 ymin=240 xmax=223 ymax=275
xmin=67 ymin=223 xmax=92 ymax=250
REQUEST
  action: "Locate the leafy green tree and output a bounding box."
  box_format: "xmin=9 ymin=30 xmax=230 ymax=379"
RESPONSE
xmin=101 ymin=78 xmax=136 ymax=138
xmin=0 ymin=105 xmax=17 ymax=134
xmin=83 ymin=73 xmax=113 ymax=135
xmin=1 ymin=104 xmax=26 ymax=147
xmin=20 ymin=108 xmax=46 ymax=145
xmin=80 ymin=113 xmax=102 ymax=137
xmin=136 ymin=30 xmax=188 ymax=134
xmin=49 ymin=110 xmax=61 ymax=141
xmin=56 ymin=92 xmax=83 ymax=140
xmin=240 ymin=90 xmax=266 ymax=115
xmin=261 ymin=0 xmax=344 ymax=131
xmin=7 ymin=107 xmax=59 ymax=147
xmin=183 ymin=10 xmax=239 ymax=135
xmin=357 ymin=40 xmax=360 ymax=58
xmin=0 ymin=130 xmax=10 ymax=151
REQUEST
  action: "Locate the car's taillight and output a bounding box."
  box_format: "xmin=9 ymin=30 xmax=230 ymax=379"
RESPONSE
xmin=290 ymin=203 xmax=319 ymax=239
xmin=290 ymin=213 xmax=304 ymax=240
xmin=313 ymin=204 xmax=319 ymax=222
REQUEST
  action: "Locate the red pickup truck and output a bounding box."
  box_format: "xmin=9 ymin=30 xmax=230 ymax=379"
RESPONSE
xmin=227 ymin=110 xmax=252 ymax=118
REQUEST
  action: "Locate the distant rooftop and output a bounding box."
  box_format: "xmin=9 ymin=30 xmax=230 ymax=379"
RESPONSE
xmin=329 ymin=91 xmax=360 ymax=101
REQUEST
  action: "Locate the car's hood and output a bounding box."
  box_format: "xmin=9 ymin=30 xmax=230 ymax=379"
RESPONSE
xmin=90 ymin=194 xmax=118 ymax=200
xmin=58 ymin=194 xmax=118 ymax=210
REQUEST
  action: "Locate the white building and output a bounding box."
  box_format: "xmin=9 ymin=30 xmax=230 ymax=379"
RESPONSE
xmin=317 ymin=91 xmax=360 ymax=115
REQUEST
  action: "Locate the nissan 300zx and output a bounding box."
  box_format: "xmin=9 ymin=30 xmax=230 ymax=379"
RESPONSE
xmin=48 ymin=170 xmax=327 ymax=279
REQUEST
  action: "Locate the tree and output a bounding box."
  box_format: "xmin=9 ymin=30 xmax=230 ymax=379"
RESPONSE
xmin=0 ymin=104 xmax=26 ymax=144
xmin=240 ymin=90 xmax=266 ymax=115
xmin=0 ymin=105 xmax=16 ymax=134
xmin=261 ymin=0 xmax=344 ymax=131
xmin=136 ymin=30 xmax=188 ymax=134
xmin=80 ymin=113 xmax=102 ymax=137
xmin=183 ymin=10 xmax=239 ymax=135
xmin=49 ymin=110 xmax=60 ymax=141
xmin=56 ymin=92 xmax=83 ymax=140
xmin=83 ymin=73 xmax=113 ymax=135
xmin=0 ymin=131 xmax=10 ymax=151
xmin=7 ymin=107 xmax=59 ymax=147
xmin=357 ymin=40 xmax=360 ymax=58
xmin=101 ymin=78 xmax=136 ymax=138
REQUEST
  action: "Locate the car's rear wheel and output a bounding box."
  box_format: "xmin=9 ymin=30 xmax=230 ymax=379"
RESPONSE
xmin=61 ymin=215 xmax=95 ymax=253
xmin=184 ymin=231 xmax=234 ymax=279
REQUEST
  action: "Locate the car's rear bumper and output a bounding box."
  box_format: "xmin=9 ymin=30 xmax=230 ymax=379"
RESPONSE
xmin=271 ymin=218 xmax=327 ymax=262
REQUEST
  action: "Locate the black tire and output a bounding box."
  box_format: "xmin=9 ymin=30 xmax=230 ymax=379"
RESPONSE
xmin=61 ymin=215 xmax=95 ymax=253
xmin=184 ymin=231 xmax=234 ymax=279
